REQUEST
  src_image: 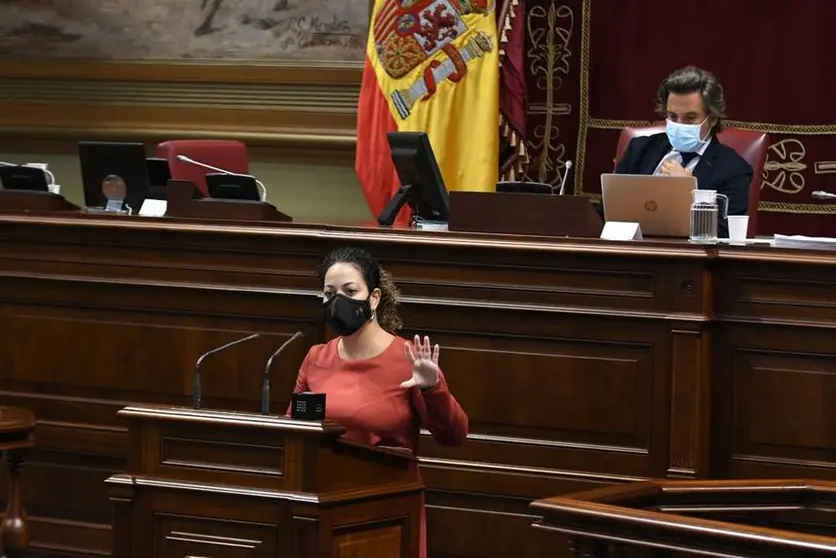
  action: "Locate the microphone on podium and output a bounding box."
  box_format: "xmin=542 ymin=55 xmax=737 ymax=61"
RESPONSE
xmin=261 ymin=331 xmax=305 ymax=415
xmin=175 ymin=154 xmax=267 ymax=201
xmin=557 ymin=160 xmax=573 ymax=195
xmin=193 ymin=333 xmax=262 ymax=409
xmin=812 ymin=190 xmax=836 ymax=201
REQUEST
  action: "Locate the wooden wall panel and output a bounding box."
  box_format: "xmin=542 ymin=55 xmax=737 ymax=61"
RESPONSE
xmin=0 ymin=216 xmax=724 ymax=558
xmin=28 ymin=515 xmax=112 ymax=558
xmin=712 ymin=324 xmax=836 ymax=479
xmin=712 ymin=252 xmax=836 ymax=481
xmin=401 ymin=304 xmax=672 ymax=558
xmin=3 ymin=217 xmax=832 ymax=557
xmin=0 ymin=60 xmax=360 ymax=158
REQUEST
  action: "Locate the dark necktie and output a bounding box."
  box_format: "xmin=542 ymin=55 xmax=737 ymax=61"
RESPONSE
xmin=680 ymin=152 xmax=698 ymax=166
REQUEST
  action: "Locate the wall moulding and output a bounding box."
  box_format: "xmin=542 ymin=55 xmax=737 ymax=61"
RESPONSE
xmin=0 ymin=59 xmax=363 ymax=86
xmin=0 ymin=66 xmax=361 ymax=155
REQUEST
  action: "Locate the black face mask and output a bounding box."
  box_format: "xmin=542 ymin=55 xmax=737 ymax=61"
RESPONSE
xmin=322 ymin=293 xmax=373 ymax=336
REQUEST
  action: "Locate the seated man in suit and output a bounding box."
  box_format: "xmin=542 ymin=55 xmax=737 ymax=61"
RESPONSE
xmin=616 ymin=66 xmax=753 ymax=237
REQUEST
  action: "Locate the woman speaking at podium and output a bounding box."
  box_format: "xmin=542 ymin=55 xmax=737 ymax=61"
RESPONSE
xmin=289 ymin=246 xmax=468 ymax=558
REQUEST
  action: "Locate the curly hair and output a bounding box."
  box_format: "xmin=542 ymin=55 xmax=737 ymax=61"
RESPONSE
xmin=656 ymin=66 xmax=727 ymax=134
xmin=318 ymin=246 xmax=403 ymax=333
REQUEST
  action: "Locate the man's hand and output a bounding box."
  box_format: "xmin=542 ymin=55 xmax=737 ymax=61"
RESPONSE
xmin=660 ymin=160 xmax=693 ymax=177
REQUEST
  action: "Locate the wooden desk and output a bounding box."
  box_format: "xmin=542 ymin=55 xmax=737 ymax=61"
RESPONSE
xmin=0 ymin=214 xmax=833 ymax=558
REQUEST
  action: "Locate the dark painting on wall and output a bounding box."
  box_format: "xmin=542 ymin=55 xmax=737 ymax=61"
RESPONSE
xmin=0 ymin=0 xmax=369 ymax=61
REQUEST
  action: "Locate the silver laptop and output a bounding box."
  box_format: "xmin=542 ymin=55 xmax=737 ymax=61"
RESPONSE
xmin=601 ymin=173 xmax=697 ymax=237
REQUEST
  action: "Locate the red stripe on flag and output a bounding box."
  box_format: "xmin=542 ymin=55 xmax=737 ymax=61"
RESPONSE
xmin=374 ymin=8 xmax=399 ymax=45
xmin=374 ymin=2 xmax=398 ymax=34
xmin=376 ymin=24 xmax=397 ymax=44
xmin=355 ymin=56 xmax=412 ymax=227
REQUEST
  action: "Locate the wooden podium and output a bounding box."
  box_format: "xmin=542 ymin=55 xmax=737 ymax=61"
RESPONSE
xmin=106 ymin=405 xmax=422 ymax=558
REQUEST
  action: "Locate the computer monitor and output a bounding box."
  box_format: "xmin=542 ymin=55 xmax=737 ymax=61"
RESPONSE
xmin=0 ymin=166 xmax=49 ymax=192
xmin=146 ymin=157 xmax=171 ymax=200
xmin=496 ymin=181 xmax=552 ymax=195
xmin=205 ymin=173 xmax=261 ymax=201
xmin=78 ymin=142 xmax=150 ymax=211
xmin=378 ymin=132 xmax=450 ymax=226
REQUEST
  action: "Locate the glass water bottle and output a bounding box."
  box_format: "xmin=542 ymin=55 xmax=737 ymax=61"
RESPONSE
xmin=689 ymin=189 xmax=728 ymax=243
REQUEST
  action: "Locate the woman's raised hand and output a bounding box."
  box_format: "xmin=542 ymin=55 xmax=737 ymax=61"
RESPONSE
xmin=401 ymin=335 xmax=440 ymax=390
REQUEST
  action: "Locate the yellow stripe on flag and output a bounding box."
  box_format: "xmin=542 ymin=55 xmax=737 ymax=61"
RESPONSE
xmin=365 ymin=0 xmax=500 ymax=192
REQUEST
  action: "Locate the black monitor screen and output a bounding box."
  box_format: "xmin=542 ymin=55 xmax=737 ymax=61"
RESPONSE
xmin=0 ymin=166 xmax=49 ymax=192
xmin=205 ymin=173 xmax=261 ymax=201
xmin=496 ymin=181 xmax=553 ymax=195
xmin=378 ymin=132 xmax=449 ymax=226
xmin=78 ymin=141 xmax=150 ymax=211
xmin=146 ymin=157 xmax=171 ymax=184
xmin=146 ymin=157 xmax=171 ymax=200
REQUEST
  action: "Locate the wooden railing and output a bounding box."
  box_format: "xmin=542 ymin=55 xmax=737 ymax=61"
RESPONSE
xmin=532 ymin=479 xmax=836 ymax=557
xmin=0 ymin=407 xmax=35 ymax=558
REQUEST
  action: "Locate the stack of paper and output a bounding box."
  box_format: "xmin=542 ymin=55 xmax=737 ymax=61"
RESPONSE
xmin=771 ymin=234 xmax=836 ymax=250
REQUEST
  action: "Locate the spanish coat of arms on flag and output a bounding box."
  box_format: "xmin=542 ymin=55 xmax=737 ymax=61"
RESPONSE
xmin=356 ymin=0 xmax=500 ymax=225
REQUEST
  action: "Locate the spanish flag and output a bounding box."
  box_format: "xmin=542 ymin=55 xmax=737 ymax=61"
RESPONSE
xmin=356 ymin=0 xmax=500 ymax=225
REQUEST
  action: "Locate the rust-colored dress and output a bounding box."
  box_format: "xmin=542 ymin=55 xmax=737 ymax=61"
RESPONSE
xmin=290 ymin=336 xmax=468 ymax=558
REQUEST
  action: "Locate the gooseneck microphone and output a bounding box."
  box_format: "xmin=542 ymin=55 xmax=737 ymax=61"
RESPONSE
xmin=261 ymin=331 xmax=305 ymax=415
xmin=175 ymin=154 xmax=267 ymax=201
xmin=812 ymin=190 xmax=836 ymax=200
xmin=557 ymin=160 xmax=573 ymax=195
xmin=193 ymin=333 xmax=261 ymax=409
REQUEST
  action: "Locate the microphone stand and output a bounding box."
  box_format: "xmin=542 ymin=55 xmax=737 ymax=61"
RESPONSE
xmin=176 ymin=154 xmax=267 ymax=201
xmin=557 ymin=160 xmax=573 ymax=195
xmin=261 ymin=331 xmax=305 ymax=415
xmin=193 ymin=333 xmax=261 ymax=409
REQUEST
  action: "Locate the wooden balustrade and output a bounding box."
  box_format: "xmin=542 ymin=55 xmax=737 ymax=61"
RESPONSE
xmin=0 ymin=407 xmax=35 ymax=558
xmin=533 ymin=479 xmax=836 ymax=557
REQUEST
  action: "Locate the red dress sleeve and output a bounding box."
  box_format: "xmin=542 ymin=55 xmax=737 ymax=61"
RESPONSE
xmin=410 ymin=368 xmax=468 ymax=446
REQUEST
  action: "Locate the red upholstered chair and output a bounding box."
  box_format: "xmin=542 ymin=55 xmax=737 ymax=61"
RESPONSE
xmin=156 ymin=140 xmax=250 ymax=196
xmin=613 ymin=125 xmax=770 ymax=236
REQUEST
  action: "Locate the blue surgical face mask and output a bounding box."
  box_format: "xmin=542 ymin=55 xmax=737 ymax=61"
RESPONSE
xmin=666 ymin=117 xmax=709 ymax=153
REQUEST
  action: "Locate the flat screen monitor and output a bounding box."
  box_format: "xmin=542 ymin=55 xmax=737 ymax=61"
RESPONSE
xmin=205 ymin=173 xmax=261 ymax=201
xmin=146 ymin=157 xmax=171 ymax=200
xmin=378 ymin=131 xmax=450 ymax=226
xmin=78 ymin=141 xmax=150 ymax=211
xmin=0 ymin=166 xmax=50 ymax=192
xmin=496 ymin=181 xmax=552 ymax=195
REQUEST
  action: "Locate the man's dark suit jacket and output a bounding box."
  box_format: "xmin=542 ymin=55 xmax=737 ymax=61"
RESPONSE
xmin=613 ymin=132 xmax=753 ymax=237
